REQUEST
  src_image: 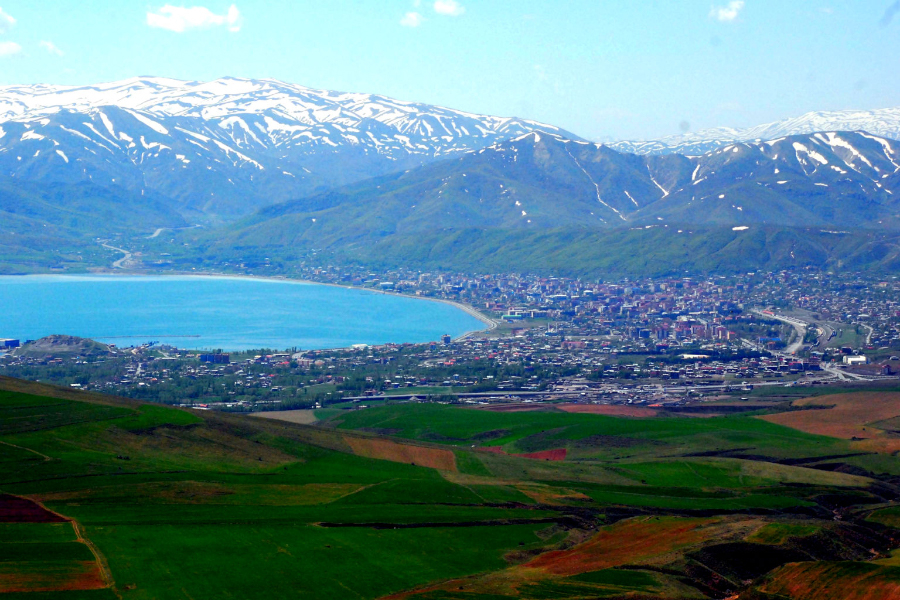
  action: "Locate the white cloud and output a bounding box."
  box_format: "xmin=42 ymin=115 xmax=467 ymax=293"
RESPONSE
xmin=40 ymin=40 xmax=64 ymax=56
xmin=147 ymin=4 xmax=242 ymax=33
xmin=433 ymin=0 xmax=465 ymax=17
xmin=400 ymin=11 xmax=425 ymax=27
xmin=709 ymin=1 xmax=744 ymax=22
xmin=0 ymin=7 xmax=15 ymax=34
xmin=0 ymin=41 xmax=21 ymax=57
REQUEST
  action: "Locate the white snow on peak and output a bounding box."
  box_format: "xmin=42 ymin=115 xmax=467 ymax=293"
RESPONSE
xmin=0 ymin=77 xmax=566 ymax=149
xmin=820 ymin=132 xmax=873 ymax=170
xmin=126 ymin=109 xmax=169 ymax=135
xmin=611 ymin=106 xmax=900 ymax=155
xmin=98 ymin=111 xmax=117 ymax=139
xmin=792 ymin=142 xmax=828 ymax=166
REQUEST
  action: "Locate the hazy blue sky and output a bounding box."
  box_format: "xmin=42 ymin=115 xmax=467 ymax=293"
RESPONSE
xmin=0 ymin=1 xmax=897 ymax=141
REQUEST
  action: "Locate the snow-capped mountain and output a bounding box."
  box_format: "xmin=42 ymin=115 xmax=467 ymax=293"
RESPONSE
xmin=609 ymin=107 xmax=900 ymax=156
xmin=228 ymin=129 xmax=900 ymax=248
xmin=0 ymin=77 xmax=575 ymax=217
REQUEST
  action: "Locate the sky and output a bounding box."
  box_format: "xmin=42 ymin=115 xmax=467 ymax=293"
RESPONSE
xmin=0 ymin=0 xmax=898 ymax=141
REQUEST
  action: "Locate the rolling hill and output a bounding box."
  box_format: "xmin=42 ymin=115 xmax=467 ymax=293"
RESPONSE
xmin=3 ymin=376 xmax=900 ymax=599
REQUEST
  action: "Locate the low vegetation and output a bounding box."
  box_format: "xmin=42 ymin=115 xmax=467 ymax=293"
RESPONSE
xmin=3 ymin=377 xmax=900 ymax=598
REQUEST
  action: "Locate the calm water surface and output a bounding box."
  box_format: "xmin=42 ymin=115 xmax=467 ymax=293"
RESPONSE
xmin=0 ymin=275 xmax=485 ymax=351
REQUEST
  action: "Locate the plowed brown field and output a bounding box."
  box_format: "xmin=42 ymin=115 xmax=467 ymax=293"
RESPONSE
xmin=558 ymin=405 xmax=659 ymax=417
xmin=478 ymin=446 xmax=567 ymax=461
xmin=0 ymin=561 xmax=105 ymax=593
xmin=343 ymin=436 xmax=457 ymax=471
xmin=526 ymin=516 xmax=717 ymax=575
xmin=759 ymin=562 xmax=900 ymax=600
xmin=515 ymin=449 xmax=567 ymax=461
xmin=0 ymin=495 xmax=67 ymax=523
xmin=760 ymin=393 xmax=900 ymax=453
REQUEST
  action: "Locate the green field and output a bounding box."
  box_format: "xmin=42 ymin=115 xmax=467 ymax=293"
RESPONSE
xmin=2 ymin=379 xmax=900 ymax=599
xmin=330 ymin=402 xmax=849 ymax=461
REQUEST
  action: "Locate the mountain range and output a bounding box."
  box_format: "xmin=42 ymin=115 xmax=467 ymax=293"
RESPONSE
xmin=0 ymin=77 xmax=574 ymax=219
xmin=217 ymin=129 xmax=899 ymax=238
xmin=608 ymin=107 xmax=900 ymax=156
xmin=173 ymin=129 xmax=900 ymax=276
xmin=4 ymin=77 xmax=900 ymax=276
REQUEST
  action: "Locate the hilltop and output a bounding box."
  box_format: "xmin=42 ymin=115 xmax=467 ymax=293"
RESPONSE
xmin=11 ymin=335 xmax=112 ymax=358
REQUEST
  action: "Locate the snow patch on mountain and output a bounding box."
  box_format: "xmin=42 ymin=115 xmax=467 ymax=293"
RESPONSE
xmin=0 ymin=77 xmax=575 ymax=218
xmin=610 ymin=107 xmax=900 ymax=155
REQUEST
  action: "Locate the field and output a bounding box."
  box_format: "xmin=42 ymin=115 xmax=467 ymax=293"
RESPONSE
xmin=386 ymin=516 xmax=732 ymax=599
xmin=755 ymin=562 xmax=900 ymax=599
xmin=0 ymin=499 xmax=110 ymax=595
xmin=251 ymin=409 xmax=318 ymax=424
xmin=329 ymin=401 xmax=858 ymax=466
xmin=343 ymin=435 xmax=458 ymax=471
xmin=761 ymin=392 xmax=900 ymax=453
xmin=556 ymin=404 xmax=659 ymax=417
xmin=2 ymin=378 xmax=900 ymax=599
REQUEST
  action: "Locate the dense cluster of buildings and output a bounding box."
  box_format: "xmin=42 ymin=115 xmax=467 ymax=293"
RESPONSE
xmin=3 ymin=268 xmax=900 ymax=410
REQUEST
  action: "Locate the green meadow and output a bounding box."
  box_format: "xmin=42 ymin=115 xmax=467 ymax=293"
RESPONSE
xmin=1 ymin=381 xmax=899 ymax=599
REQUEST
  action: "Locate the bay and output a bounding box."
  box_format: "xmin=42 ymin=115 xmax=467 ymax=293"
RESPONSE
xmin=0 ymin=275 xmax=487 ymax=351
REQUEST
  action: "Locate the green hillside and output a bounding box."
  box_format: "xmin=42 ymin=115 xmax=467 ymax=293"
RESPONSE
xmin=144 ymin=130 xmax=900 ymax=278
xmin=170 ymin=224 xmax=900 ymax=279
xmin=0 ymin=180 xmax=189 ymax=274
xmin=3 ymin=376 xmax=900 ymax=598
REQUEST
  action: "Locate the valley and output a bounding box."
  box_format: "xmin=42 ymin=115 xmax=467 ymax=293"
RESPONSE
xmin=5 ymin=3 xmax=900 ymax=598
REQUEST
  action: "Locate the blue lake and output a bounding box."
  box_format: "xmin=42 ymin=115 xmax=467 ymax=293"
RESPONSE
xmin=0 ymin=275 xmax=486 ymax=351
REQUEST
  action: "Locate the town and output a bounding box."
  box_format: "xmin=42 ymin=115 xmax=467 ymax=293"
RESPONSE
xmin=3 ymin=266 xmax=900 ymax=412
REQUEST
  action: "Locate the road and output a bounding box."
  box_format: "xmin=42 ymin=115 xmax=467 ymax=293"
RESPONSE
xmin=101 ymin=243 xmax=132 ymax=269
xmin=863 ymin=324 xmax=874 ymax=346
xmin=750 ymin=309 xmax=893 ymax=383
xmin=752 ymin=309 xmax=807 ymax=355
xmin=146 ymin=224 xmax=202 ymax=239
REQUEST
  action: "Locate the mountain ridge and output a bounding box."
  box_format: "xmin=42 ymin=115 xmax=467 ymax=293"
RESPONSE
xmin=5 ymin=78 xmax=900 ymax=276
xmin=225 ymin=129 xmax=900 ymax=240
xmin=0 ymin=77 xmax=577 ymax=218
xmin=154 ymin=128 xmax=900 ymax=277
xmin=609 ymin=107 xmax=900 ymax=156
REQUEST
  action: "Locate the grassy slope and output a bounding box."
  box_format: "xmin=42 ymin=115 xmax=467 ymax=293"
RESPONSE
xmin=0 ymin=381 xmax=557 ymax=600
xmin=332 ymin=403 xmax=844 ymax=460
xmin=331 ymin=402 xmax=891 ymax=510
xmin=176 ymin=223 xmax=900 ymax=279
xmin=2 ymin=378 xmax=900 ymax=599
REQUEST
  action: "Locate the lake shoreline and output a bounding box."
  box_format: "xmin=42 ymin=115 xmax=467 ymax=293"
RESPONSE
xmin=176 ymin=271 xmax=499 ymax=338
xmin=100 ymin=268 xmax=499 ymax=340
xmin=2 ymin=270 xmax=498 ymax=351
